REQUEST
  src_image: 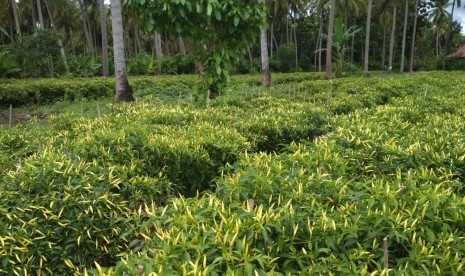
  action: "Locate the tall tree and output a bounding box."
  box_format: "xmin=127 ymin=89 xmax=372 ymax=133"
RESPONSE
xmin=99 ymin=0 xmax=109 ymax=76
xmin=379 ymin=8 xmax=391 ymax=69
xmin=78 ymin=0 xmax=94 ymax=53
xmin=428 ymin=0 xmax=450 ymax=57
xmin=261 ymin=26 xmax=272 ymax=86
xmin=36 ymin=0 xmax=45 ymax=29
xmin=388 ymin=5 xmax=397 ymax=73
xmin=10 ymin=0 xmax=21 ymax=36
xmin=363 ymin=0 xmax=373 ymax=75
xmin=443 ymin=0 xmax=461 ymax=69
xmin=154 ymin=31 xmax=163 ymax=74
xmin=43 ymin=0 xmax=69 ymax=73
xmin=409 ymin=0 xmax=419 ymax=72
xmin=326 ymin=0 xmax=336 ymax=79
xmin=110 ymin=0 xmax=134 ymax=102
xmin=399 ymin=0 xmax=408 ymax=73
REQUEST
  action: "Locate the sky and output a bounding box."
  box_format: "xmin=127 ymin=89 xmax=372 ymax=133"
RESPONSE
xmin=450 ymin=7 xmax=465 ymax=33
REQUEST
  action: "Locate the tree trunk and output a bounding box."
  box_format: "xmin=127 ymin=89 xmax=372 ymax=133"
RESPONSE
xmin=326 ymin=0 xmax=336 ymax=79
xmin=286 ymin=15 xmax=289 ymax=44
xmin=155 ymin=31 xmax=163 ymax=74
xmin=36 ymin=0 xmax=44 ymax=29
xmin=400 ymin=0 xmax=408 ymax=73
xmin=260 ymin=27 xmax=271 ymax=87
xmin=270 ymin=22 xmax=274 ymax=57
xmin=409 ymin=0 xmax=419 ymax=72
xmin=436 ymin=31 xmax=439 ymax=57
xmin=318 ymin=7 xmax=324 ymax=72
xmin=11 ymin=0 xmax=21 ymax=36
xmin=179 ymin=36 xmax=186 ymax=57
xmin=99 ymin=0 xmax=109 ymax=76
xmin=133 ymin=10 xmax=141 ymax=56
xmin=110 ymin=0 xmax=134 ymax=102
xmin=351 ymin=36 xmax=355 ymax=63
xmin=293 ymin=21 xmax=298 ymax=69
xmin=388 ymin=5 xmax=397 ymax=73
xmin=78 ymin=0 xmax=94 ymax=54
xmin=363 ymin=0 xmax=373 ymax=75
xmin=443 ymin=0 xmax=456 ymax=69
xmin=43 ymin=0 xmax=69 ymax=74
xmin=314 ymin=33 xmax=320 ymax=71
xmin=382 ymin=27 xmax=386 ymax=69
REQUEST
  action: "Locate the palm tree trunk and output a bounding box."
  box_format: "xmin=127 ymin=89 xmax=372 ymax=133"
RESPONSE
xmin=314 ymin=33 xmax=320 ymax=71
xmin=98 ymin=0 xmax=110 ymax=77
xmin=400 ymin=0 xmax=408 ymax=73
xmin=436 ymin=31 xmax=439 ymax=57
xmin=78 ymin=0 xmax=94 ymax=54
xmin=179 ymin=36 xmax=186 ymax=57
xmin=382 ymin=27 xmax=386 ymax=69
xmin=110 ymin=0 xmax=134 ymax=102
xmin=326 ymin=0 xmax=336 ymax=79
xmin=364 ymin=0 xmax=373 ymax=75
xmin=443 ymin=0 xmax=456 ymax=69
xmin=388 ymin=5 xmax=397 ymax=73
xmin=36 ymin=0 xmax=44 ymax=29
xmin=270 ymin=22 xmax=274 ymax=57
xmin=43 ymin=0 xmax=69 ymax=74
xmin=260 ymin=26 xmax=271 ymax=86
xmin=133 ymin=10 xmax=141 ymax=56
xmin=99 ymin=0 xmax=109 ymax=76
xmin=318 ymin=8 xmax=324 ymax=72
xmin=155 ymin=31 xmax=163 ymax=74
xmin=409 ymin=0 xmax=419 ymax=72
xmin=293 ymin=21 xmax=298 ymax=69
xmin=10 ymin=0 xmax=21 ymax=36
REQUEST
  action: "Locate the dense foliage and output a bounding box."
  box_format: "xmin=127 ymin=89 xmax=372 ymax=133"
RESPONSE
xmin=1 ymin=0 xmax=464 ymax=79
xmin=1 ymin=72 xmax=465 ymax=274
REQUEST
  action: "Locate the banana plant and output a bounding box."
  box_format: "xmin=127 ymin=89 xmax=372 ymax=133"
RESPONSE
xmin=332 ymin=17 xmax=361 ymax=77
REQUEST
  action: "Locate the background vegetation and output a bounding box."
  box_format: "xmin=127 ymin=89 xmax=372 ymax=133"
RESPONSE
xmin=1 ymin=0 xmax=465 ymax=79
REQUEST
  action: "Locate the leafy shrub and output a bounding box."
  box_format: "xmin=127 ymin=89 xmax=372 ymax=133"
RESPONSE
xmin=127 ymin=53 xmax=155 ymax=75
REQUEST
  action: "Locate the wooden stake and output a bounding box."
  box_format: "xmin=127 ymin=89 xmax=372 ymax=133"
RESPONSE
xmin=81 ymin=98 xmax=84 ymax=116
xmin=9 ymin=105 xmax=12 ymax=128
xmin=97 ymin=102 xmax=101 ymax=117
xmin=383 ymin=236 xmax=389 ymax=271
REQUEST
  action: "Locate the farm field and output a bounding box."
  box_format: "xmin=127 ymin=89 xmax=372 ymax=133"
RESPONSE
xmin=1 ymin=72 xmax=465 ymax=274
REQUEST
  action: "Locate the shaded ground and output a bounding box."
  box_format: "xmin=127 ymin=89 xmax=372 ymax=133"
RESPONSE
xmin=0 ymin=107 xmax=48 ymax=126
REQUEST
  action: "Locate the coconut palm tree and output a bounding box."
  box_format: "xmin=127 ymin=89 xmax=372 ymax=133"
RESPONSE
xmin=326 ymin=0 xmax=336 ymax=79
xmin=379 ymin=9 xmax=391 ymax=69
xmin=10 ymin=0 xmax=21 ymax=36
xmin=399 ymin=0 xmax=409 ymax=73
xmin=110 ymin=0 xmax=134 ymax=102
xmin=98 ymin=0 xmax=109 ymax=76
xmin=443 ymin=0 xmax=461 ymax=69
xmin=261 ymin=26 xmax=271 ymax=86
xmin=388 ymin=4 xmax=397 ymax=73
xmin=363 ymin=0 xmax=373 ymax=75
xmin=43 ymin=0 xmax=69 ymax=73
xmin=409 ymin=0 xmax=419 ymax=72
xmin=428 ymin=0 xmax=450 ymax=57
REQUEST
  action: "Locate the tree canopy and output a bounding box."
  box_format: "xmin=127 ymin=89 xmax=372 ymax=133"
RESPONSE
xmin=127 ymin=0 xmax=267 ymax=96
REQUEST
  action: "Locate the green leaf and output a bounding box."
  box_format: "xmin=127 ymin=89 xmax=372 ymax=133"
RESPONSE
xmin=234 ymin=16 xmax=240 ymax=27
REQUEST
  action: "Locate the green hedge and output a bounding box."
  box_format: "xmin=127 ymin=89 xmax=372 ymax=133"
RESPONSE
xmin=0 ymin=73 xmax=327 ymax=107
